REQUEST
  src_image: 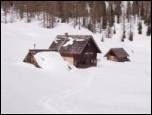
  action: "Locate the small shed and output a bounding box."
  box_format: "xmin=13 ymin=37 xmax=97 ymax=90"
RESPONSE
xmin=104 ymin=48 xmax=130 ymax=62
xmin=23 ymin=49 xmax=52 ymax=67
xmin=49 ymin=34 xmax=101 ymax=68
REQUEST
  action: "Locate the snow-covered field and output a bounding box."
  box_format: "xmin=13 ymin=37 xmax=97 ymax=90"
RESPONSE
xmin=1 ymin=21 xmax=151 ymax=114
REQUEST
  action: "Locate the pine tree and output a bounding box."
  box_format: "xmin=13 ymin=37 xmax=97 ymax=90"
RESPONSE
xmin=132 ymin=1 xmax=139 ymax=17
xmin=127 ymin=1 xmax=134 ymax=41
xmin=102 ymin=2 xmax=107 ymax=29
xmin=127 ymin=1 xmax=132 ymax=23
xmin=73 ymin=1 xmax=78 ymax=28
xmin=101 ymin=36 xmax=104 ymax=42
xmin=146 ymin=25 xmax=151 ymax=36
xmin=138 ymin=22 xmax=142 ymax=34
xmin=114 ymin=1 xmax=122 ymax=23
xmin=129 ymin=32 xmax=133 ymax=41
xmin=122 ymin=2 xmax=126 ymax=40
xmin=140 ymin=1 xmax=144 ymax=20
xmin=121 ymin=34 xmax=125 ymax=42
xmin=106 ymin=1 xmax=115 ymax=38
xmin=113 ymin=23 xmax=116 ymax=34
xmin=87 ymin=23 xmax=93 ymax=32
xmin=77 ymin=1 xmax=88 ymax=30
xmin=107 ymin=24 xmax=111 ymax=38
xmin=122 ymin=31 xmax=126 ymax=41
xmin=90 ymin=1 xmax=97 ymax=32
xmin=144 ymin=1 xmax=151 ymax=25
xmin=108 ymin=1 xmax=114 ymax=27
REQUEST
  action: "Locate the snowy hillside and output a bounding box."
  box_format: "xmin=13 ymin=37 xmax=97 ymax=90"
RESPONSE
xmin=1 ymin=20 xmax=151 ymax=114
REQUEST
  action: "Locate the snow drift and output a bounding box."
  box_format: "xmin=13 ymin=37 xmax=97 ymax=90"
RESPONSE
xmin=34 ymin=52 xmax=69 ymax=71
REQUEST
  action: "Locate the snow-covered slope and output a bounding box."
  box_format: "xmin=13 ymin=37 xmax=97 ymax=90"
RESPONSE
xmin=1 ymin=21 xmax=151 ymax=114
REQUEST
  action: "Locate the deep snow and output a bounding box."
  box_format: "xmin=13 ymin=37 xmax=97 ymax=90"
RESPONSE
xmin=34 ymin=52 xmax=70 ymax=71
xmin=1 ymin=20 xmax=151 ymax=114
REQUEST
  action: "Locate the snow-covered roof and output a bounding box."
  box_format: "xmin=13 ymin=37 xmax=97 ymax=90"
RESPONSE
xmin=49 ymin=35 xmax=101 ymax=54
xmin=63 ymin=37 xmax=74 ymax=47
xmin=104 ymin=48 xmax=129 ymax=58
xmin=34 ymin=51 xmax=69 ymax=70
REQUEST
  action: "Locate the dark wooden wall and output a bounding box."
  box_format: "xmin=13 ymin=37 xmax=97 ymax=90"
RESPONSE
xmin=74 ymin=39 xmax=98 ymax=68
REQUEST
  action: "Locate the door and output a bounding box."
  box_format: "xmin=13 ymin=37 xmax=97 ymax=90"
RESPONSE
xmin=84 ymin=52 xmax=95 ymax=65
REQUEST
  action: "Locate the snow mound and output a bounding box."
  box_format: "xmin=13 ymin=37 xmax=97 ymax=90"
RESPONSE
xmin=34 ymin=51 xmax=69 ymax=71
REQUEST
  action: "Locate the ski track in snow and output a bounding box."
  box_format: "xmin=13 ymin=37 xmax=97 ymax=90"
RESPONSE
xmin=39 ymin=73 xmax=94 ymax=113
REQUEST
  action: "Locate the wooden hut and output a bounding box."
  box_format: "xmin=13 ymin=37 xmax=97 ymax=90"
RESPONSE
xmin=49 ymin=34 xmax=101 ymax=68
xmin=104 ymin=48 xmax=130 ymax=62
xmin=23 ymin=49 xmax=52 ymax=67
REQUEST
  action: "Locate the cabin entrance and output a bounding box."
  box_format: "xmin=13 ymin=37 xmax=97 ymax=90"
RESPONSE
xmin=84 ymin=52 xmax=96 ymax=65
xmin=74 ymin=52 xmax=97 ymax=68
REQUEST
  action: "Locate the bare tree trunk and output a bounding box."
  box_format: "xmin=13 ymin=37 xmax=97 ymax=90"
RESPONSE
xmin=43 ymin=12 xmax=46 ymax=27
xmin=99 ymin=17 xmax=102 ymax=33
xmin=78 ymin=17 xmax=81 ymax=30
xmin=4 ymin=10 xmax=7 ymax=23
xmin=51 ymin=16 xmax=54 ymax=28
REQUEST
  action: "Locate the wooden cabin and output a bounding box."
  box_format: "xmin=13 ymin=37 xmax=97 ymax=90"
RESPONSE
xmin=23 ymin=49 xmax=52 ymax=67
xmin=49 ymin=34 xmax=101 ymax=68
xmin=104 ymin=48 xmax=130 ymax=62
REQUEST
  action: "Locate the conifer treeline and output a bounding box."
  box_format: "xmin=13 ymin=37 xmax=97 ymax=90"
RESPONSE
xmin=1 ymin=1 xmax=151 ymax=34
